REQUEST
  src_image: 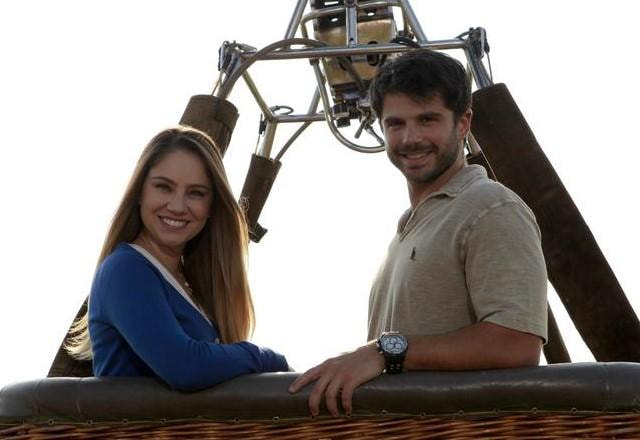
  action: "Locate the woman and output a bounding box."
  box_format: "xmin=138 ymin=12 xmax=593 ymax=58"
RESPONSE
xmin=66 ymin=126 xmax=288 ymax=391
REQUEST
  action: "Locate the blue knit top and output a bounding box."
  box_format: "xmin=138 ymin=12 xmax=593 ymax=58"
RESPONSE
xmin=89 ymin=243 xmax=288 ymax=391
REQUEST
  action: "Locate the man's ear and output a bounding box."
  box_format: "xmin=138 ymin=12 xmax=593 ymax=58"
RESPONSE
xmin=457 ymin=108 xmax=473 ymax=138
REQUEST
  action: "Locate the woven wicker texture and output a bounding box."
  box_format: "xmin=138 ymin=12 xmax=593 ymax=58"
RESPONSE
xmin=2 ymin=413 xmax=640 ymax=439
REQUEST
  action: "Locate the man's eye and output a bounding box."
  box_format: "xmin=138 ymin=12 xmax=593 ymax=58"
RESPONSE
xmin=419 ymin=117 xmax=435 ymax=124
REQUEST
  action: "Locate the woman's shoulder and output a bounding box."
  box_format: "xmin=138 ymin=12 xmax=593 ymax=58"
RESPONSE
xmin=96 ymin=243 xmax=159 ymax=283
xmin=101 ymin=243 xmax=147 ymax=268
xmin=91 ymin=243 xmax=165 ymax=307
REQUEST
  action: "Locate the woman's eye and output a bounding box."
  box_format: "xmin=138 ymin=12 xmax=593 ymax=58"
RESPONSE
xmin=189 ymin=190 xmax=207 ymax=199
xmin=155 ymin=183 xmax=171 ymax=192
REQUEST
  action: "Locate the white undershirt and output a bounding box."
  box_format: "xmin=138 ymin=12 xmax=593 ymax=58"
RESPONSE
xmin=128 ymin=243 xmax=213 ymax=326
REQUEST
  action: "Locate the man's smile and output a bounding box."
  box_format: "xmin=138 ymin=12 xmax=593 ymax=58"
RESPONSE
xmin=398 ymin=149 xmax=436 ymax=167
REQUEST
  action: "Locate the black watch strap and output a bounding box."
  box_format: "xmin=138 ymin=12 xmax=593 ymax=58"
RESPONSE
xmin=384 ymin=354 xmax=405 ymax=374
xmin=377 ymin=332 xmax=408 ymax=374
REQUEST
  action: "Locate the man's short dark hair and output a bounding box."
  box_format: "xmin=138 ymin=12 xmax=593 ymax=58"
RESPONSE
xmin=369 ymin=49 xmax=471 ymax=120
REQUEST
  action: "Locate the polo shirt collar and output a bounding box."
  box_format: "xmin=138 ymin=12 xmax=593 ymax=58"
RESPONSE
xmin=397 ymin=165 xmax=488 ymax=234
xmin=428 ymin=164 xmax=487 ymax=199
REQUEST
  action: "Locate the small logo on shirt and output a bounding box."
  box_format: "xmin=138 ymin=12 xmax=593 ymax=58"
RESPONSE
xmin=410 ymin=247 xmax=416 ymax=261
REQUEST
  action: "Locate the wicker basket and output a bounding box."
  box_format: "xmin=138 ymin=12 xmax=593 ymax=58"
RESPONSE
xmin=2 ymin=363 xmax=639 ymax=439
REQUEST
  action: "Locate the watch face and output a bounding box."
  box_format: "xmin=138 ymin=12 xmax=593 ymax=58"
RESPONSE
xmin=381 ymin=334 xmax=407 ymax=354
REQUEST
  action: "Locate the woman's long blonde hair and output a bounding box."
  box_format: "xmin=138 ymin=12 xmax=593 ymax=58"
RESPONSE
xmin=66 ymin=126 xmax=254 ymax=359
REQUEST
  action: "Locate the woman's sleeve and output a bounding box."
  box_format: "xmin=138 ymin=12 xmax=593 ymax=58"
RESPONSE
xmin=96 ymin=255 xmax=288 ymax=391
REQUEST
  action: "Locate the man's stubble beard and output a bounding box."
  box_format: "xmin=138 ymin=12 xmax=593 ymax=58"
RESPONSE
xmin=404 ymin=128 xmax=463 ymax=186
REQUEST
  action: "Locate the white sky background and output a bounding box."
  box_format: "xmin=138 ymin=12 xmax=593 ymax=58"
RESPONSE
xmin=1 ymin=1 xmax=638 ymax=384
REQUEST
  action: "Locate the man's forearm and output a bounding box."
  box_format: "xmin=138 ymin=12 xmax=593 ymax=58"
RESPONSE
xmin=403 ymin=322 xmax=542 ymax=371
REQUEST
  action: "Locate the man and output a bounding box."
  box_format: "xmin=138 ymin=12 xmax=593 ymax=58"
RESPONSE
xmin=288 ymin=49 xmax=548 ymax=416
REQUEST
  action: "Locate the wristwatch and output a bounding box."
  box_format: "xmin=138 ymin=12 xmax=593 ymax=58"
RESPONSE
xmin=376 ymin=332 xmax=408 ymax=374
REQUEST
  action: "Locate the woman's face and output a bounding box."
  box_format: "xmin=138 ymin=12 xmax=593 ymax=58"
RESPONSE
xmin=138 ymin=149 xmax=213 ymax=254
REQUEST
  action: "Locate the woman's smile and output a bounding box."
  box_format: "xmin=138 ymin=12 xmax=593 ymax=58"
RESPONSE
xmin=159 ymin=215 xmax=189 ymax=229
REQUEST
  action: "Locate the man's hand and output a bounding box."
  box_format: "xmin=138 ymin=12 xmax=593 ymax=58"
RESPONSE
xmin=288 ymin=343 xmax=385 ymax=416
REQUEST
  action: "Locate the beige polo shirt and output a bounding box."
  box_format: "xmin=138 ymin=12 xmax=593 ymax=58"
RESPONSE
xmin=367 ymin=165 xmax=548 ymax=342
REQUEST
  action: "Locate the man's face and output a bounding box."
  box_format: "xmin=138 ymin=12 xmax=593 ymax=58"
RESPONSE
xmin=380 ymin=93 xmax=471 ymax=186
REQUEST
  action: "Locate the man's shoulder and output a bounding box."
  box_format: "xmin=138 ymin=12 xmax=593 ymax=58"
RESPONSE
xmin=455 ymin=175 xmax=541 ymax=240
xmin=446 ymin=171 xmax=539 ymax=229
xmin=459 ymin=173 xmax=529 ymax=211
